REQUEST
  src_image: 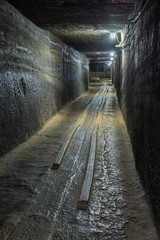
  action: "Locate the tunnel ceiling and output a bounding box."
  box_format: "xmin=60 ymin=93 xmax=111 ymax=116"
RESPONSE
xmin=7 ymin=0 xmax=136 ymax=61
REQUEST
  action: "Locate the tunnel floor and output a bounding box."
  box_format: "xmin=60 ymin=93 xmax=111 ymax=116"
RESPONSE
xmin=0 ymin=80 xmax=158 ymax=240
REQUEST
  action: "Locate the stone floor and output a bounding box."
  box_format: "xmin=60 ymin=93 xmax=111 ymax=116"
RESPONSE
xmin=0 ymin=81 xmax=159 ymax=239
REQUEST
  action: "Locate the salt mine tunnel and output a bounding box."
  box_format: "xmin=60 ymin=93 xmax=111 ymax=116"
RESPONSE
xmin=0 ymin=0 xmax=160 ymax=239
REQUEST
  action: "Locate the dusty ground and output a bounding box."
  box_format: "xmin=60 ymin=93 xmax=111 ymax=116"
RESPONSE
xmin=0 ymin=80 xmax=158 ymax=240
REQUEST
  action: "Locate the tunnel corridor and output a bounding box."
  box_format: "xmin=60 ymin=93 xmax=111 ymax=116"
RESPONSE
xmin=0 ymin=0 xmax=160 ymax=239
xmin=0 ymin=80 xmax=158 ymax=239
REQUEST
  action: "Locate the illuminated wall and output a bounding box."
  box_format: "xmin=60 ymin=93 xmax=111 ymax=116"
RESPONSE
xmin=113 ymin=1 xmax=160 ymax=228
xmin=0 ymin=1 xmax=89 ymax=157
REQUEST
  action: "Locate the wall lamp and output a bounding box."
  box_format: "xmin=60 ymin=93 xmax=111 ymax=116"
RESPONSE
xmin=115 ymin=43 xmax=123 ymax=48
xmin=110 ymin=32 xmax=116 ymax=39
xmin=110 ymin=31 xmax=124 ymax=48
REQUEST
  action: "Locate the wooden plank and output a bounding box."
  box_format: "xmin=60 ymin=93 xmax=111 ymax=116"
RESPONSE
xmin=51 ymin=84 xmax=106 ymax=170
xmin=51 ymin=101 xmax=93 ymax=170
xmin=77 ymin=92 xmax=106 ymax=210
xmin=51 ymin=125 xmax=80 ymax=169
xmin=77 ymin=124 xmax=98 ymax=210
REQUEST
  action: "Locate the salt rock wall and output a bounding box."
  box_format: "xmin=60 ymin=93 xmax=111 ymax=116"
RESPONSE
xmin=0 ymin=0 xmax=89 ymax=157
xmin=113 ymin=0 xmax=160 ymax=230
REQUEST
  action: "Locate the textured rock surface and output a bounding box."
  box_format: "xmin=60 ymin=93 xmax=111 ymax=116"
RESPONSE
xmin=6 ymin=0 xmax=135 ymax=55
xmin=113 ymin=0 xmax=160 ymax=233
xmin=0 ymin=1 xmax=89 ymax=157
xmin=6 ymin=0 xmax=135 ymax=30
xmin=0 ymin=82 xmax=158 ymax=239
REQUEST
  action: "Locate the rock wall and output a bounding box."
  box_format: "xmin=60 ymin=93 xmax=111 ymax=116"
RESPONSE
xmin=0 ymin=0 xmax=89 ymax=157
xmin=113 ymin=0 xmax=160 ymax=230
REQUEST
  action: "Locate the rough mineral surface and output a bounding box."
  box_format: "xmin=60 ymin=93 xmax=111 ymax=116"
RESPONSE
xmin=0 ymin=1 xmax=89 ymax=157
xmin=0 ymin=82 xmax=158 ymax=240
xmin=113 ymin=0 xmax=160 ymax=233
xmin=7 ymin=0 xmax=135 ymax=53
xmin=1 ymin=0 xmax=160 ymax=238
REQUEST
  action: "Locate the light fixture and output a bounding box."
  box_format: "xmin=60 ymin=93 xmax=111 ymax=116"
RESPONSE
xmin=110 ymin=32 xmax=116 ymax=39
xmin=110 ymin=57 xmax=114 ymax=61
xmin=115 ymin=43 xmax=123 ymax=48
xmin=110 ymin=52 xmax=114 ymax=56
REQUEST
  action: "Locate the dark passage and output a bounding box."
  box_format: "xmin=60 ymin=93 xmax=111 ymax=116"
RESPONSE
xmin=0 ymin=0 xmax=160 ymax=239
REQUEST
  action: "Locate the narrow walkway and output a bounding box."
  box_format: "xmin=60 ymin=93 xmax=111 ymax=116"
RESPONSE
xmin=0 ymin=81 xmax=158 ymax=240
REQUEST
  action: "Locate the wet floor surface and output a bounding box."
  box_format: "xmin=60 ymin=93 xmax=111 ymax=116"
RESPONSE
xmin=0 ymin=81 xmax=159 ymax=240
